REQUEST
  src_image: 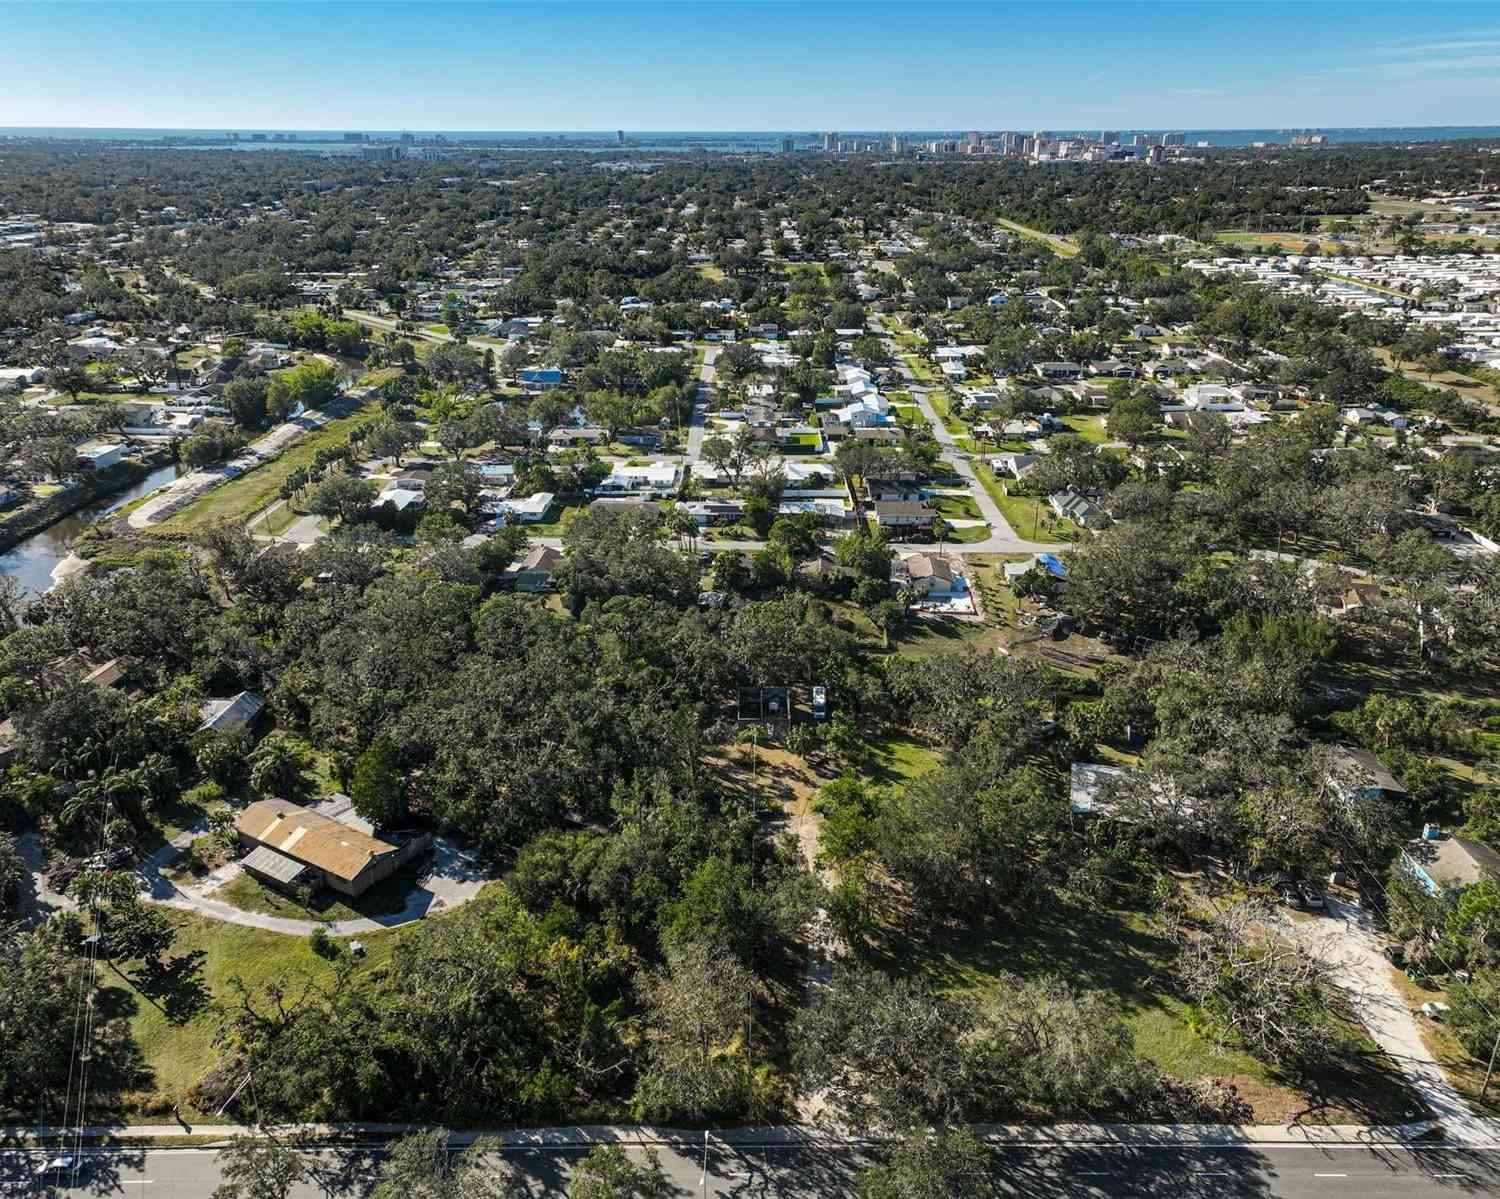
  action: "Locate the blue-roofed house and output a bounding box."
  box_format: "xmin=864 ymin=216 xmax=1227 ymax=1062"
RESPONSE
xmin=520 ymin=367 xmax=563 ymax=390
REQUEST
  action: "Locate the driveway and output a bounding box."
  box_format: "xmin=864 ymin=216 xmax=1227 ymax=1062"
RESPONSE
xmin=154 ymin=836 xmax=496 ymax=936
xmin=1299 ymin=898 xmax=1498 ymax=1144
xmin=14 ymin=832 xmax=78 ymax=927
xmin=20 ymin=815 xmax=496 ymax=939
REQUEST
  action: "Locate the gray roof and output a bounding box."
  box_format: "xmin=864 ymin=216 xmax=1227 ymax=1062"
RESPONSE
xmin=199 ymin=690 xmax=265 ymax=734
xmin=241 ymin=844 xmax=311 ymax=885
xmin=1404 ymin=835 xmax=1500 ymax=889
xmin=1335 ymin=746 xmax=1407 ymax=795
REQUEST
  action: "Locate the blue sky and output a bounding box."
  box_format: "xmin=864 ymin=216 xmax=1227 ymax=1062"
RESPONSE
xmin=3 ymin=2 xmax=1499 ymax=131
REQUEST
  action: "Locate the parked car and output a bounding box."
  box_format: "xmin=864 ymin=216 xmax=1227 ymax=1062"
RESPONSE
xmin=1277 ymin=882 xmax=1305 ymax=909
xmin=1299 ymin=881 xmax=1327 ymax=912
xmin=36 ymin=1155 xmax=76 ymax=1177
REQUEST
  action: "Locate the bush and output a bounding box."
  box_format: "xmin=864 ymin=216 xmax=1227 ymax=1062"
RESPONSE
xmin=308 ymin=924 xmax=337 ymax=959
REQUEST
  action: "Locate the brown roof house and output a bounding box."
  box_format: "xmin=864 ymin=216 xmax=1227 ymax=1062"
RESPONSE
xmin=236 ymin=798 xmax=410 ymax=897
xmin=508 ymin=545 xmax=563 ymax=592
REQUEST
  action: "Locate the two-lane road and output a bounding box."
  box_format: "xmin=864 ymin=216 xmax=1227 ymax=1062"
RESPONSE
xmin=7 ymin=1141 xmax=1500 ymax=1198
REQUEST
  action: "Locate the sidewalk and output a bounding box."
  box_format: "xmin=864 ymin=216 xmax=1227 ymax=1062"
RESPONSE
xmin=6 ymin=1117 xmax=1482 ymax=1149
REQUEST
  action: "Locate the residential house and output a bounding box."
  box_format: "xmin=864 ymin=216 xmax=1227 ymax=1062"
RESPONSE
xmin=74 ymin=441 xmax=125 ymax=471
xmin=1003 ymin=552 xmax=1069 ymax=584
xmin=490 ymin=491 xmax=554 ymax=523
xmin=1322 ymin=583 xmax=1384 ymax=619
xmin=990 ymin=452 xmax=1037 ymax=481
xmin=520 ymin=367 xmax=564 ymax=390
xmin=1049 ymin=491 xmax=1107 ymax=528
xmin=508 ymin=545 xmax=563 ymax=592
xmin=1035 ymin=362 xmax=1085 ymax=381
xmin=596 ymin=462 xmax=682 ymax=497
xmin=873 ymin=499 xmax=935 ymax=534
xmin=376 ymin=486 xmax=425 ymax=513
xmin=236 ymin=798 xmax=413 ymax=898
xmin=547 ymin=426 xmax=608 ymax=449
xmin=1330 ymin=746 xmax=1408 ymax=804
xmin=900 ymin=552 xmax=962 ymax=595
xmin=199 ymin=690 xmax=265 ymax=734
xmin=1401 ymin=832 xmax=1500 ymax=894
xmin=865 ymin=476 xmax=924 ymax=503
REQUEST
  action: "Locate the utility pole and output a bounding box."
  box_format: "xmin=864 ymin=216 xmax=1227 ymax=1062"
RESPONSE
xmin=1483 ymin=1025 xmax=1500 ymax=1099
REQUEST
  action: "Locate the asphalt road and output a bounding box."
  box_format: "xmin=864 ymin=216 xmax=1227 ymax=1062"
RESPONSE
xmin=5 ymin=1142 xmax=1500 ymax=1198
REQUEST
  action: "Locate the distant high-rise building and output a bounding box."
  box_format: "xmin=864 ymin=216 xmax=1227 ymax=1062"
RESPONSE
xmin=1099 ymin=130 xmax=1119 ymax=144
xmin=890 ymin=133 xmax=905 ymax=154
xmin=823 ymin=131 xmax=837 ymax=151
xmin=1147 ymin=145 xmax=1164 ymax=165
xmin=780 ymin=137 xmax=794 ymax=155
xmin=1163 ymin=131 xmax=1185 ymax=147
xmin=617 ymin=130 xmax=625 ymax=144
xmin=1033 ymin=129 xmax=1051 ymax=142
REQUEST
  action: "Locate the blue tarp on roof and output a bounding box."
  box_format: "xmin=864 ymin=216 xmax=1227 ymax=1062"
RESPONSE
xmin=1037 ymin=553 xmax=1068 ymax=579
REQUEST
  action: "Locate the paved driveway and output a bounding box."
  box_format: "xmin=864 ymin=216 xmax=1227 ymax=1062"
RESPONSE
xmin=1298 ymin=898 xmax=1497 ymax=1144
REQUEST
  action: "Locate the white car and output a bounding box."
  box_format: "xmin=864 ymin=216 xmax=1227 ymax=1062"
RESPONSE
xmin=1419 ymin=1001 xmax=1451 ymax=1022
xmin=36 ymin=1155 xmax=76 ymax=1176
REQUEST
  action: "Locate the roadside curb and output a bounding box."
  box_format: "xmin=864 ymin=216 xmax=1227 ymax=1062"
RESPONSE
xmin=5 ymin=1118 xmax=1478 ymax=1151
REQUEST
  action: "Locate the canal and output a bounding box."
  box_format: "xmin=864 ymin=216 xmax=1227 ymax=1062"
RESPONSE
xmin=0 ymin=462 xmax=187 ymax=596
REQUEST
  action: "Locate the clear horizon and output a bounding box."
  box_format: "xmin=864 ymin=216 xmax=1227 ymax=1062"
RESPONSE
xmin=4 ymin=2 xmax=1500 ymax=131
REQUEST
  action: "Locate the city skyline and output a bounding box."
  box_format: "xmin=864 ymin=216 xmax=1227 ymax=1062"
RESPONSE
xmin=4 ymin=2 xmax=1500 ymax=132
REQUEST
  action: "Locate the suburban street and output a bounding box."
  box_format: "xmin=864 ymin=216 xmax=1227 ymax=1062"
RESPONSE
xmin=6 ymin=1140 xmax=1500 ymax=1198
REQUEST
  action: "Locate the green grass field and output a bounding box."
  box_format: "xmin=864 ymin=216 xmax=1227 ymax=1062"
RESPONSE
xmin=106 ymin=910 xmax=403 ymax=1120
xmin=152 ymin=401 xmax=382 ymax=533
xmin=973 ymin=465 xmax=1083 ymax=543
xmin=931 ymin=493 xmax=982 ymax=520
xmin=996 ymin=217 xmax=1080 ymax=258
xmin=210 ymin=862 xmax=433 ymax=924
xmin=1061 ymin=414 xmax=1110 ymax=444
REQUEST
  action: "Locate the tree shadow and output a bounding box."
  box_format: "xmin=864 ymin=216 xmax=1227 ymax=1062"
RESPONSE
xmin=131 ymin=949 xmax=211 ymax=1026
xmin=1282 ymin=1048 xmax=1429 ymax=1126
xmin=12 ymin=1146 xmax=147 ymax=1198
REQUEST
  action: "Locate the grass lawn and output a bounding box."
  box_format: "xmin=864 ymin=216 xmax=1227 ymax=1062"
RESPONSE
xmin=211 ymin=861 xmax=432 ymax=924
xmin=423 ymin=323 xmax=451 ymax=335
xmin=874 ymin=902 xmax=1425 ymax=1124
xmin=931 ymin=493 xmax=981 ymax=520
xmin=902 ymin=354 xmax=942 ymax=386
xmin=926 ymin=392 xmax=969 ymax=436
xmin=863 ymin=731 xmax=943 ymax=785
xmin=973 ymin=465 xmax=1083 ymax=543
xmin=525 ymin=503 xmax=582 ymax=536
xmin=995 ymin=217 xmax=1080 ymax=258
xmin=151 ymin=400 xmax=382 ymax=533
xmin=1061 ymin=414 xmax=1110 ymax=444
xmin=102 ymin=910 xmax=403 ymax=1120
xmin=892 ymin=616 xmax=1009 ymax=658
xmin=936 ymin=522 xmax=991 ymax=544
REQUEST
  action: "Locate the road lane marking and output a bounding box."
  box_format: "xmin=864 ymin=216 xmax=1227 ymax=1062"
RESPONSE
xmin=1314 ymin=1173 xmax=1348 ymax=1178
